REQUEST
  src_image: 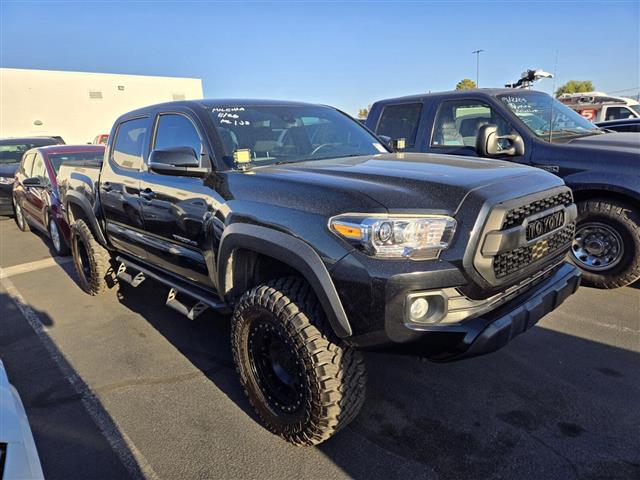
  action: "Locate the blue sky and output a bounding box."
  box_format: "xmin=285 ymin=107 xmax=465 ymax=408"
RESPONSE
xmin=1 ymin=1 xmax=638 ymax=114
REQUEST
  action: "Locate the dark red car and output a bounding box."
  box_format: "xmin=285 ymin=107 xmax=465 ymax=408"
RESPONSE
xmin=12 ymin=145 xmax=104 ymax=256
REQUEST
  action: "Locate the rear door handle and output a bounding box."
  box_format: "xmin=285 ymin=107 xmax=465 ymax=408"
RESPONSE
xmin=140 ymin=189 xmax=156 ymax=200
xmin=101 ymin=182 xmax=112 ymax=192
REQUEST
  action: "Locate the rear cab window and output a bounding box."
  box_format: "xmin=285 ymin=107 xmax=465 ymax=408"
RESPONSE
xmin=111 ymin=117 xmax=149 ymax=170
xmin=375 ymin=103 xmax=423 ymax=146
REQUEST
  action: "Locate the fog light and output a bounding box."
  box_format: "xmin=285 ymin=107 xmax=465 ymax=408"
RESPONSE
xmin=405 ymin=292 xmax=447 ymax=325
xmin=410 ymin=297 xmax=430 ymax=321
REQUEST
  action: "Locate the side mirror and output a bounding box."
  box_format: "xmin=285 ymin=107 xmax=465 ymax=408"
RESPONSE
xmin=149 ymin=147 xmax=208 ymax=177
xmin=23 ymin=176 xmax=44 ymax=187
xmin=378 ymin=135 xmax=393 ymax=150
xmin=476 ymin=124 xmax=525 ymax=157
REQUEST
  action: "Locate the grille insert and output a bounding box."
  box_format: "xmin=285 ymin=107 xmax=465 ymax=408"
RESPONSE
xmin=493 ymin=224 xmax=575 ymax=279
xmin=502 ymin=191 xmax=573 ymax=229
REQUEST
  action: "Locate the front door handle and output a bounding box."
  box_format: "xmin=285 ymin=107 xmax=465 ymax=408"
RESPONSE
xmin=140 ymin=189 xmax=156 ymax=200
xmin=101 ymin=182 xmax=112 ymax=192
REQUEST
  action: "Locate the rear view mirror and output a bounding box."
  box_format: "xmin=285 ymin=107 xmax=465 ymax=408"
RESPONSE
xmin=476 ymin=125 xmax=525 ymax=157
xmin=149 ymin=147 xmax=208 ymax=177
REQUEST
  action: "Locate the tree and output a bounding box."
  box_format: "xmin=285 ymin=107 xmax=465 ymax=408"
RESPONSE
xmin=357 ymin=106 xmax=370 ymax=119
xmin=555 ymin=80 xmax=595 ymax=98
xmin=455 ymin=78 xmax=477 ymax=90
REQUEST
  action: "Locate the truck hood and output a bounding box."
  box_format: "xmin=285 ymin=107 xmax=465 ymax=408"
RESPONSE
xmin=567 ymin=132 xmax=640 ymax=155
xmin=253 ymin=153 xmax=562 ymax=212
xmin=0 ymin=162 xmax=19 ymax=178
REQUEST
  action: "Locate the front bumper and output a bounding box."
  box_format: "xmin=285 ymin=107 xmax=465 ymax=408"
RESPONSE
xmin=365 ymin=262 xmax=580 ymax=361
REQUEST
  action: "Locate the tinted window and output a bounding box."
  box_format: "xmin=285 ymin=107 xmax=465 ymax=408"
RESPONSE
xmin=112 ymin=118 xmax=149 ymax=169
xmin=0 ymin=139 xmax=56 ymax=164
xmin=21 ymin=153 xmax=36 ymax=177
xmin=605 ymin=107 xmax=635 ymax=121
xmin=31 ymin=154 xmax=48 ymax=182
xmin=154 ymin=114 xmax=203 ymax=162
xmin=48 ymin=151 xmax=105 ymax=175
xmin=376 ymin=103 xmax=422 ymax=145
xmin=432 ymin=100 xmax=511 ymax=148
xmin=211 ymin=105 xmax=386 ymax=169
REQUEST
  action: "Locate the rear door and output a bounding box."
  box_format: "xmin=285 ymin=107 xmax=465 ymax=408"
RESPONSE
xmin=138 ymin=111 xmax=216 ymax=288
xmin=100 ymin=116 xmax=150 ymax=259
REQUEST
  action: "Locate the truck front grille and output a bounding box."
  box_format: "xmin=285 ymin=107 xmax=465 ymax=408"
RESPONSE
xmin=472 ymin=186 xmax=577 ymax=286
xmin=493 ymin=224 xmax=575 ymax=279
xmin=502 ymin=191 xmax=573 ymax=229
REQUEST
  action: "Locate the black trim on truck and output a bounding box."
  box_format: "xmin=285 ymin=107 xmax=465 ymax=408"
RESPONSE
xmin=64 ymin=190 xmax=108 ymax=246
xmin=217 ymin=223 xmax=352 ymax=338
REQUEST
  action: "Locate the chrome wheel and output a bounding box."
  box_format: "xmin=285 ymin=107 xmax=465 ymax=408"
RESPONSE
xmin=49 ymin=219 xmax=61 ymax=253
xmin=571 ymin=222 xmax=624 ymax=271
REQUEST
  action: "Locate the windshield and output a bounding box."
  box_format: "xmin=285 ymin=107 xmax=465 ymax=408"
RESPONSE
xmin=48 ymin=151 xmax=104 ymax=175
xmin=630 ymin=104 xmax=640 ymax=116
xmin=211 ymin=105 xmax=388 ymax=169
xmin=0 ymin=139 xmax=56 ymax=164
xmin=498 ymin=92 xmax=601 ymax=142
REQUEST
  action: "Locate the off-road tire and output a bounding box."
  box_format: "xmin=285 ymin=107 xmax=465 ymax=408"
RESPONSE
xmin=569 ymin=198 xmax=640 ymax=288
xmin=70 ymin=219 xmax=114 ymax=295
xmin=13 ymin=199 xmax=29 ymax=232
xmin=231 ymin=277 xmax=366 ymax=446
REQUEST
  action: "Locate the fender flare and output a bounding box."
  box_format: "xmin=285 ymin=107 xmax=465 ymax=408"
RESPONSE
xmin=64 ymin=191 xmax=108 ymax=246
xmin=217 ymin=223 xmax=352 ymax=338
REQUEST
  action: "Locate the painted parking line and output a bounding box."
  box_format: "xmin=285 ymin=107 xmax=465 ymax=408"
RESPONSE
xmin=0 ymin=267 xmax=159 ymax=480
xmin=0 ymin=257 xmax=73 ymax=279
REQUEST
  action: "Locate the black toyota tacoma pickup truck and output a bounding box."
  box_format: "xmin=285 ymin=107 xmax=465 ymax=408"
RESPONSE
xmin=366 ymin=89 xmax=640 ymax=289
xmin=58 ymin=99 xmax=580 ymax=446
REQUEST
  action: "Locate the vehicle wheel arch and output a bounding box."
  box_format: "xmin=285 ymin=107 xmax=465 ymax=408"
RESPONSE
xmin=217 ymin=224 xmax=353 ymax=338
xmin=64 ymin=193 xmax=108 ymax=247
xmin=571 ymin=188 xmax=640 ymax=212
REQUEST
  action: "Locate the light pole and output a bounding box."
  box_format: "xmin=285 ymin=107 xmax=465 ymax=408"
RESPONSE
xmin=472 ymin=49 xmax=484 ymax=87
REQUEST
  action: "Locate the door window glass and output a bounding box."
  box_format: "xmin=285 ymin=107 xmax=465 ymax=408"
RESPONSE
xmin=154 ymin=114 xmax=203 ymax=162
xmin=112 ymin=117 xmax=149 ymax=170
xmin=605 ymin=106 xmax=635 ymax=121
xmin=21 ymin=153 xmax=36 ymax=177
xmin=376 ymin=103 xmax=423 ymax=145
xmin=31 ymin=154 xmax=47 ymax=181
xmin=432 ymin=100 xmax=510 ymax=148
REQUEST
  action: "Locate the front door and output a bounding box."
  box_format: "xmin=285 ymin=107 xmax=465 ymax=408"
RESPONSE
xmin=22 ymin=152 xmax=48 ymax=228
xmin=139 ymin=112 xmax=216 ymax=288
xmin=426 ymin=98 xmax=530 ymax=165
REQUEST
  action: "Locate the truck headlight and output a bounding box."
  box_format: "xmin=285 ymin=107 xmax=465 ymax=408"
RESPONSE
xmin=329 ymin=214 xmax=456 ymax=259
xmin=0 ymin=176 xmax=14 ymax=185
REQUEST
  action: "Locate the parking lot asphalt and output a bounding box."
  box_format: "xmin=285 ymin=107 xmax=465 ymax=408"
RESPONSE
xmin=0 ymin=216 xmax=639 ymax=480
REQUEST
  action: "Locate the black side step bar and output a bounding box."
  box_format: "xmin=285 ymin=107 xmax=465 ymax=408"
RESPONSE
xmin=115 ymin=256 xmax=229 ymax=319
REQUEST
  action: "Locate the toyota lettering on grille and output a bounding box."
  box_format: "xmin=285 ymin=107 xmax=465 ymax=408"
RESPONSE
xmin=526 ymin=210 xmax=565 ymax=241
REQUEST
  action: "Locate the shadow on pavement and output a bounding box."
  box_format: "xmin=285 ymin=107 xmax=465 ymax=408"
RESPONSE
xmin=113 ymin=279 xmax=640 ymax=480
xmin=0 ymin=292 xmax=147 ymax=480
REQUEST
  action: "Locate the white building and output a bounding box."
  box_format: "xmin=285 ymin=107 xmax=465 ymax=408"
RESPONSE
xmin=0 ymin=68 xmax=203 ymax=144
